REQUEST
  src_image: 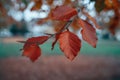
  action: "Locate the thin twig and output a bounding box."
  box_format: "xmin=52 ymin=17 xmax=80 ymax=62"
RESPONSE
xmin=45 ymin=16 xmax=77 ymax=39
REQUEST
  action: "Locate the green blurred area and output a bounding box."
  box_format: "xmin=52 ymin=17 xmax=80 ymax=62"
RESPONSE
xmin=0 ymin=40 xmax=120 ymax=58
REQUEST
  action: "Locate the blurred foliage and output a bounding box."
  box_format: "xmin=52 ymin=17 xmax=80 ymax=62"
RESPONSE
xmin=0 ymin=0 xmax=120 ymax=35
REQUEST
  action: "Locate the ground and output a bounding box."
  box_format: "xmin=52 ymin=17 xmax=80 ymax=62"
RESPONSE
xmin=0 ymin=37 xmax=120 ymax=80
xmin=0 ymin=55 xmax=120 ymax=80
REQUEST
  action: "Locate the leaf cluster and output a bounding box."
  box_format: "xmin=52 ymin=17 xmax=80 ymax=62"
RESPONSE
xmin=19 ymin=4 xmax=99 ymax=61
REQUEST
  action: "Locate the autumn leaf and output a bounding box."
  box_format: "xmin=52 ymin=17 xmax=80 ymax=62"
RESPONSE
xmin=27 ymin=36 xmax=49 ymax=44
xmin=52 ymin=5 xmax=77 ymax=21
xmin=59 ymin=31 xmax=81 ymax=61
xmin=71 ymin=17 xmax=81 ymax=30
xmin=47 ymin=0 xmax=53 ymax=5
xmin=105 ymin=0 xmax=113 ymax=9
xmin=53 ymin=21 xmax=66 ymax=32
xmin=19 ymin=36 xmax=48 ymax=52
xmin=18 ymin=36 xmax=49 ymax=62
xmin=78 ymin=19 xmax=97 ymax=48
xmin=23 ymin=44 xmax=41 ymax=62
xmin=112 ymin=0 xmax=120 ymax=10
xmin=83 ymin=11 xmax=101 ymax=29
xmin=18 ymin=36 xmax=49 ymax=45
xmin=109 ymin=15 xmax=119 ymax=35
xmin=31 ymin=0 xmax=42 ymax=11
xmin=64 ymin=0 xmax=71 ymax=5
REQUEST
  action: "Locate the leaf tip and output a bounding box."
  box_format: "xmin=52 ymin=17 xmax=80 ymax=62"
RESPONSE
xmin=93 ymin=39 xmax=98 ymax=48
xmin=93 ymin=44 xmax=96 ymax=48
xmin=67 ymin=56 xmax=75 ymax=61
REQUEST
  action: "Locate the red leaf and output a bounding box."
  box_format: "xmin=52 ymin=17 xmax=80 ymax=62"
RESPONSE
xmin=18 ymin=36 xmax=49 ymax=49
xmin=64 ymin=0 xmax=71 ymax=5
xmin=53 ymin=21 xmax=66 ymax=32
xmin=24 ymin=36 xmax=48 ymax=50
xmin=52 ymin=5 xmax=77 ymax=21
xmin=18 ymin=36 xmax=49 ymax=62
xmin=58 ymin=31 xmax=81 ymax=61
xmin=78 ymin=19 xmax=97 ymax=48
xmin=26 ymin=36 xmax=48 ymax=44
xmin=83 ymin=11 xmax=101 ymax=29
xmin=105 ymin=0 xmax=113 ymax=8
xmin=23 ymin=44 xmax=41 ymax=62
xmin=31 ymin=0 xmax=42 ymax=11
xmin=71 ymin=17 xmax=81 ymax=30
xmin=47 ymin=0 xmax=54 ymax=5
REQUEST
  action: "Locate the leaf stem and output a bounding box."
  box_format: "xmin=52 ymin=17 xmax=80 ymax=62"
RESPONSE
xmin=45 ymin=16 xmax=77 ymax=39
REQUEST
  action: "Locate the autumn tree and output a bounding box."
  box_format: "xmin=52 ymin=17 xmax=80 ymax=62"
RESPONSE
xmin=0 ymin=0 xmax=120 ymax=61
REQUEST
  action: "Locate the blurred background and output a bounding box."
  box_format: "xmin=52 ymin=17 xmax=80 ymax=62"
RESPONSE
xmin=0 ymin=0 xmax=120 ymax=80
